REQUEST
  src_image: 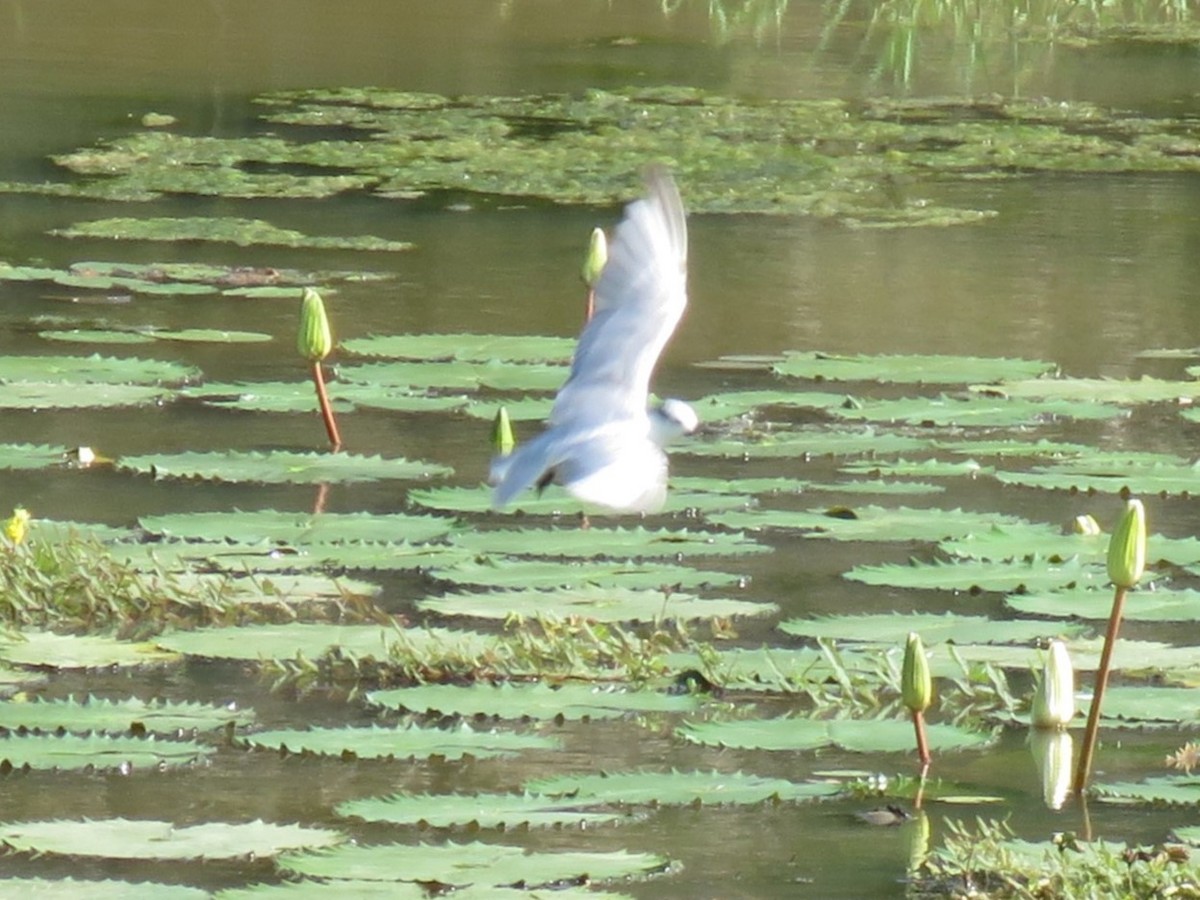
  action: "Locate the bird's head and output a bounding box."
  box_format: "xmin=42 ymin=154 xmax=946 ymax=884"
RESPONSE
xmin=650 ymin=398 xmax=699 ymax=445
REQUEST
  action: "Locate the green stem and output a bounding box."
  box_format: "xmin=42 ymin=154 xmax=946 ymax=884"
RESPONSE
xmin=1074 ymin=584 xmax=1128 ymax=796
xmin=913 ymin=708 xmax=931 ymax=767
xmin=310 ymin=361 xmax=342 ymax=451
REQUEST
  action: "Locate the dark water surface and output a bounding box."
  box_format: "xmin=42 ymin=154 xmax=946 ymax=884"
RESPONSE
xmin=2 ymin=2 xmax=1200 ymax=898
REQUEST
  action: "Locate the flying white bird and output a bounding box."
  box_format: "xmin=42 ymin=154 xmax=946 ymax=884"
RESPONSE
xmin=489 ymin=169 xmax=697 ymax=513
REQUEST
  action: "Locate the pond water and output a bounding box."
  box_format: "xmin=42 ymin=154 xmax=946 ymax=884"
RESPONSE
xmin=3 ymin=2 xmax=1200 ymax=898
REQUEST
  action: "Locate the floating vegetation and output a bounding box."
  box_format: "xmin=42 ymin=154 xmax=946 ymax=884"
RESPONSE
xmin=367 ymin=681 xmax=703 ymax=720
xmin=677 ymin=715 xmax=995 ymax=753
xmin=242 ymin=723 xmax=558 ymax=761
xmin=417 ymin=585 xmax=775 ymax=622
xmin=52 ymin=217 xmax=412 ymax=252
xmin=119 ymin=450 xmax=452 ymax=484
xmin=0 ymin=695 xmax=254 ymax=734
xmin=772 ymin=352 xmax=1056 ymax=384
xmin=0 ymin=732 xmax=211 ymax=772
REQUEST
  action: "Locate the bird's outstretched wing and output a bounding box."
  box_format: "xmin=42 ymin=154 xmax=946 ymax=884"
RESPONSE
xmin=549 ymin=168 xmax=688 ymax=429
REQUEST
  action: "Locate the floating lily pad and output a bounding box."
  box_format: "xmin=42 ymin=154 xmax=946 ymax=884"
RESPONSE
xmin=52 ymin=216 xmax=412 ymax=251
xmin=691 ymin=389 xmax=848 ymax=421
xmin=0 ymin=880 xmax=207 ymax=900
xmin=772 ymin=352 xmax=1055 ymax=384
xmin=367 ymin=682 xmax=699 ymax=720
xmin=831 ymin=394 xmax=1124 ymax=427
xmin=119 ymin=450 xmax=451 ymax=484
xmin=120 ymin=538 xmax=462 ymax=575
xmin=1092 ymin=776 xmax=1200 ymax=806
xmin=844 ymin=555 xmax=1106 ymax=593
xmin=0 ymin=695 xmax=254 ymax=734
xmin=156 ymin=624 xmax=495 ymax=663
xmin=139 ymin=510 xmax=453 ymax=545
xmin=1005 ymin=585 xmax=1200 ymax=621
xmin=708 ymin=505 xmax=1028 ymax=541
xmin=684 ymin=427 xmax=930 ymax=459
xmin=407 ymin=484 xmax=749 ymax=516
xmin=277 ymin=840 xmax=666 ymax=886
xmin=840 ymin=458 xmax=991 ymax=478
xmin=337 ymin=359 xmax=566 ymax=393
xmin=0 ymin=354 xmax=197 ymax=384
xmin=243 ymin=723 xmax=557 ymax=760
xmin=447 ymin=526 xmax=768 ymax=559
xmin=941 ymin=523 xmax=1105 ymax=562
xmin=417 ymin=585 xmax=775 ymax=622
xmin=0 ymin=632 xmax=181 ymax=670
xmin=0 ymin=444 xmax=75 ymax=471
xmin=0 ymin=382 xmax=174 ymax=409
xmin=427 ymin=557 xmax=742 ymax=591
xmin=215 ymin=883 xmax=630 ymax=900
xmin=39 ymin=329 xmax=156 ymax=345
xmin=461 ymin=395 xmax=554 ymax=422
xmin=0 ymin=818 xmax=343 ymax=860
xmin=340 ymin=333 xmax=575 ymax=363
xmin=1098 ymin=685 xmax=1200 ymax=724
xmin=677 ymin=716 xmax=994 ymax=752
xmin=335 ymin=791 xmax=631 ymax=829
xmin=148 ymin=329 xmax=273 ymax=344
xmin=0 ymin=733 xmax=210 ymax=771
xmin=778 ymin=612 xmax=1078 ymax=645
xmin=974 ymin=376 xmax=1200 ymax=405
xmin=524 ymin=768 xmax=842 ymax=806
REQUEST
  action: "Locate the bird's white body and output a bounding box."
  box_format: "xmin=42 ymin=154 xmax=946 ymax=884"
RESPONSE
xmin=489 ymin=170 xmax=695 ymax=513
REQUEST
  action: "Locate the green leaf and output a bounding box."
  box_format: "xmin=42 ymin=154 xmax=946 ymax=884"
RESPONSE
xmin=428 ymin=557 xmax=742 ymax=591
xmin=778 ymin=612 xmax=1077 ymax=645
xmin=367 ymin=682 xmax=700 ymax=720
xmin=447 ymin=525 xmax=769 ymax=559
xmin=341 ymin=333 xmax=575 ymax=363
xmin=417 ymin=585 xmax=776 ymax=622
xmin=0 ymin=733 xmax=210 ymax=771
xmin=1092 ymin=685 xmax=1200 ymax=724
xmin=0 ymin=695 xmax=254 ymax=734
xmin=772 ymin=352 xmax=1055 ymax=384
xmin=1006 ymin=586 xmax=1200 ymax=622
xmin=709 ymin=505 xmax=1029 ymax=541
xmin=1092 ymin=776 xmax=1200 ymax=806
xmin=941 ymin=523 xmax=1105 ymax=562
xmin=0 ymin=880 xmax=208 ymax=900
xmin=832 ymin=394 xmax=1124 ymax=427
xmin=0 ymin=632 xmax=181 ymax=669
xmin=335 ymin=791 xmax=631 ymax=829
xmin=684 ymin=427 xmax=930 ymax=459
xmin=156 ymin=624 xmax=495 ymax=662
xmin=0 ymin=444 xmax=74 ymax=471
xmin=0 ymin=382 xmax=174 ymax=409
xmin=974 ymin=375 xmax=1200 ymax=404
xmin=337 ymin=359 xmax=567 ymax=392
xmin=0 ymin=354 xmax=197 ymax=384
xmin=408 ymin=484 xmax=750 ymax=515
xmin=149 ymin=328 xmax=273 ymax=344
xmin=119 ymin=450 xmax=452 ymax=484
xmin=39 ymin=329 xmax=157 ymax=345
xmin=691 ymin=389 xmax=848 ymax=421
xmin=139 ymin=509 xmax=453 ymax=545
xmin=523 ymin=768 xmax=841 ymax=806
xmin=844 ymin=555 xmax=1106 ymax=593
xmin=52 ymin=216 xmax=412 ymax=251
xmin=0 ymin=818 xmax=343 ymax=859
xmin=277 ymin=841 xmax=667 ymax=886
xmin=840 ymin=457 xmax=991 ymax=477
xmin=243 ymin=723 xmax=557 ymax=760
xmin=677 ymin=716 xmax=993 ymax=752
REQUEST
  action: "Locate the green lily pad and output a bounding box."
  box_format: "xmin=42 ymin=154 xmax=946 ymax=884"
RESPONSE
xmin=831 ymin=394 xmax=1124 ymax=427
xmin=119 ymin=450 xmax=451 ymax=484
xmin=772 ymin=352 xmax=1055 ymax=384
xmin=974 ymin=376 xmax=1200 ymax=404
xmin=156 ymin=624 xmax=495 ymax=663
xmin=0 ymin=695 xmax=254 ymax=734
xmin=39 ymin=329 xmax=156 ymax=345
xmin=684 ymin=427 xmax=930 ymax=459
xmin=243 ymin=723 xmax=557 ymax=760
xmin=0 ymin=632 xmax=181 ymax=669
xmin=677 ymin=716 xmax=994 ymax=752
xmin=417 ymin=585 xmax=776 ymax=622
xmin=461 ymin=395 xmax=554 ymax=422
xmin=139 ymin=510 xmax=453 ymax=545
xmin=1092 ymin=776 xmax=1200 ymax=806
xmin=778 ymin=612 xmax=1078 ymax=645
xmin=427 ymin=557 xmax=742 ymax=591
xmin=277 ymin=840 xmax=666 ymax=886
xmin=337 ymin=359 xmax=567 ymax=393
xmin=447 ymin=525 xmax=769 ymax=559
xmin=0 ymin=382 xmax=174 ymax=409
xmin=0 ymin=354 xmax=197 ymax=384
xmin=0 ymin=880 xmax=207 ymax=900
xmin=0 ymin=733 xmax=210 ymax=771
xmin=367 ymin=682 xmax=699 ymax=720
xmin=148 ymin=329 xmax=273 ymax=344
xmin=840 ymin=458 xmax=991 ymax=478
xmin=524 ymin=768 xmax=842 ymax=805
xmin=941 ymin=523 xmax=1105 ymax=562
xmin=407 ymin=484 xmax=749 ymax=516
xmin=0 ymin=444 xmax=75 ymax=471
xmin=335 ymin=791 xmax=631 ymax=829
xmin=844 ymin=555 xmax=1106 ymax=593
xmin=708 ymin=505 xmax=1029 ymax=541
xmin=52 ymin=216 xmax=412 ymax=251
xmin=0 ymin=818 xmax=343 ymax=860
xmin=1098 ymin=685 xmax=1200 ymax=724
xmin=340 ymin=333 xmax=575 ymax=363
xmin=691 ymin=389 xmax=848 ymax=421
xmin=1005 ymin=585 xmax=1200 ymax=621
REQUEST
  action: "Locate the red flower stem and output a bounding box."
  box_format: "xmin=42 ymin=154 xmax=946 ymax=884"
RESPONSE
xmin=1074 ymin=585 xmax=1128 ymax=796
xmin=585 ymin=287 xmax=595 ymax=323
xmin=310 ymin=361 xmax=342 ymax=451
xmin=913 ymin=709 xmax=931 ymax=767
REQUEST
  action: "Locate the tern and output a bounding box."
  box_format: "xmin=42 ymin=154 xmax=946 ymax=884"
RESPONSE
xmin=489 ymin=169 xmax=697 ymax=514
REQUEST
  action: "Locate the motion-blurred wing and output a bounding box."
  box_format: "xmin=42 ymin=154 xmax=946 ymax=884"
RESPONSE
xmin=550 ymin=169 xmax=688 ymax=428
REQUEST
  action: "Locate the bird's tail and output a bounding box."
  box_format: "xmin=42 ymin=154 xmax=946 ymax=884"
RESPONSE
xmin=489 ymin=430 xmax=567 ymax=509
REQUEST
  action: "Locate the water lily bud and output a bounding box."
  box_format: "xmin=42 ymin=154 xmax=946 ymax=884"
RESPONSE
xmin=1072 ymin=514 xmax=1100 ymax=536
xmin=1031 ymin=729 xmax=1073 ymax=811
xmin=1106 ymin=498 xmax=1146 ymax=589
xmin=491 ymin=406 xmax=516 ymax=457
xmin=3 ymin=507 xmax=30 ymax=544
xmin=581 ymin=227 xmax=607 ymax=287
xmin=902 ymin=632 xmax=932 ymax=714
xmin=297 ymin=287 xmax=333 ymax=362
xmin=1031 ymin=640 xmax=1075 ymax=729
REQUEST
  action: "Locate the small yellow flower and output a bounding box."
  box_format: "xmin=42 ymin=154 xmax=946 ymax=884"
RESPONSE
xmin=902 ymin=632 xmax=932 ymax=714
xmin=3 ymin=507 xmax=30 ymax=544
xmin=1106 ymin=498 xmax=1146 ymax=589
xmin=297 ymin=287 xmax=333 ymax=362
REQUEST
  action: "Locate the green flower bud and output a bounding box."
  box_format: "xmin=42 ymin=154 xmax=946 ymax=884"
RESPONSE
xmin=902 ymin=632 xmax=932 ymax=714
xmin=1031 ymin=640 xmax=1075 ymax=730
xmin=1072 ymin=514 xmax=1100 ymax=536
xmin=1106 ymin=498 xmax=1146 ymax=589
xmin=581 ymin=227 xmax=607 ymax=288
xmin=297 ymin=287 xmax=333 ymax=362
xmin=491 ymin=406 xmax=516 ymax=457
